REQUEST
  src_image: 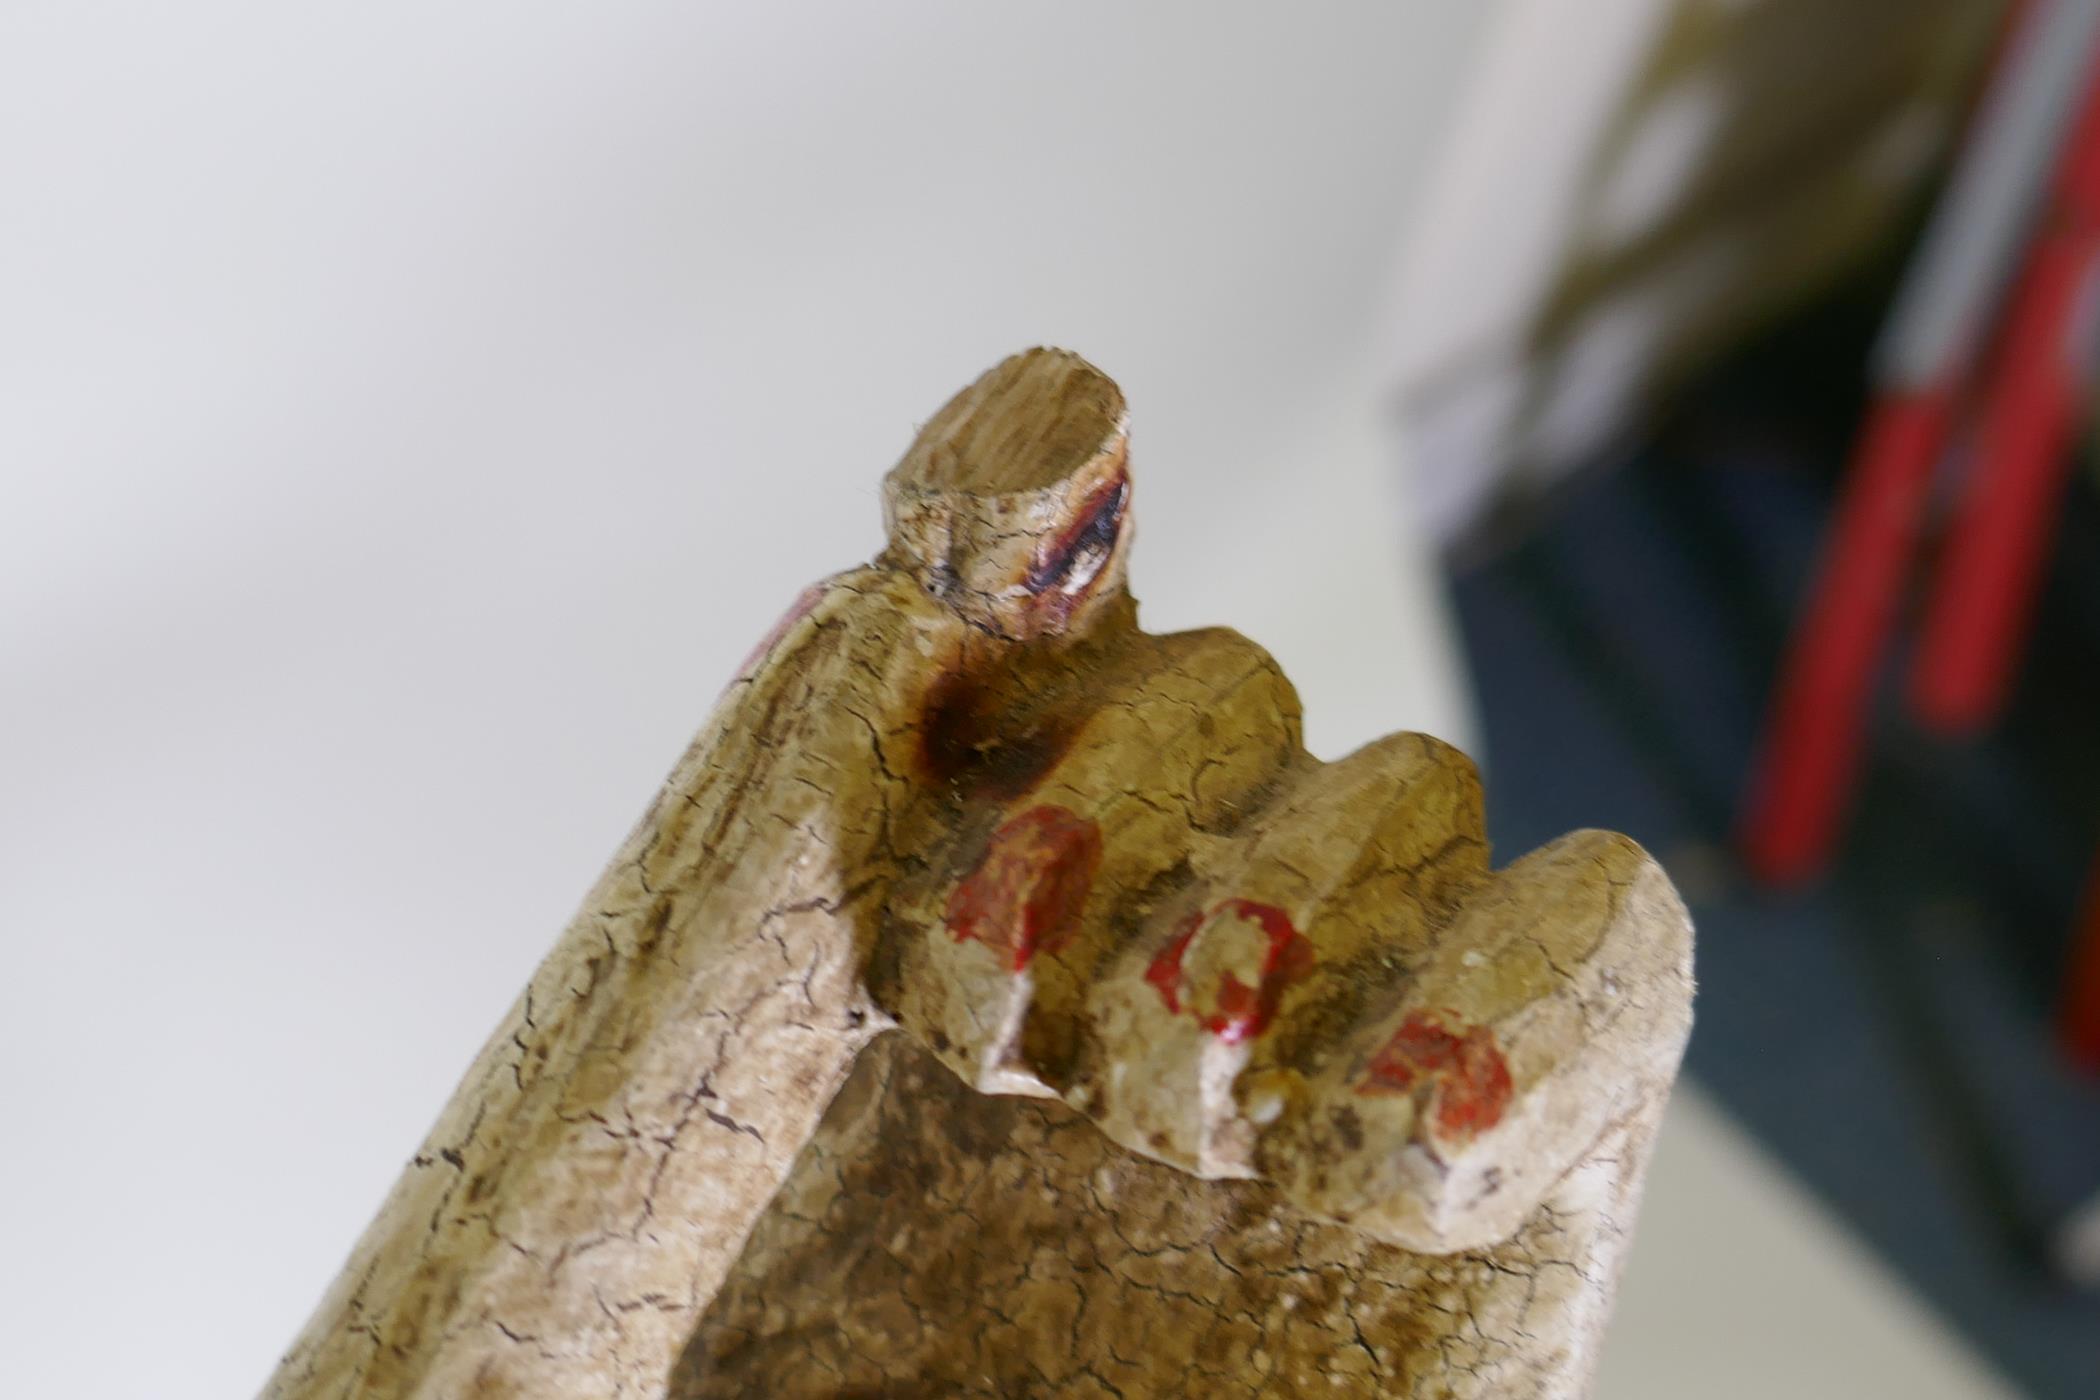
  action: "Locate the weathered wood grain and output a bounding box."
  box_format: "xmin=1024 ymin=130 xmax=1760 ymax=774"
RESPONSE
xmin=266 ymin=348 xmax=1693 ymax=1399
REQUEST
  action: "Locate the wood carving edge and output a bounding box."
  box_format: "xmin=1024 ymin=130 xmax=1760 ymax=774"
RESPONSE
xmin=264 ymin=348 xmax=1693 ymax=1400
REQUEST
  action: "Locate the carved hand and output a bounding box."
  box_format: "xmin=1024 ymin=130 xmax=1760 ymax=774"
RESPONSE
xmin=267 ymin=349 xmax=1692 ymax=1400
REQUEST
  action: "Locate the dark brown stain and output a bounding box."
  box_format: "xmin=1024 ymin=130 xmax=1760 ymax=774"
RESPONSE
xmin=1331 ymin=1106 xmax=1364 ymax=1153
xmin=916 ymin=668 xmax=1075 ymax=802
xmin=636 ymin=895 xmax=675 ymax=954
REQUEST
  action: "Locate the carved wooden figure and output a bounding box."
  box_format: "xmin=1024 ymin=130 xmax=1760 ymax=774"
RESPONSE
xmin=267 ymin=349 xmax=1694 ymax=1399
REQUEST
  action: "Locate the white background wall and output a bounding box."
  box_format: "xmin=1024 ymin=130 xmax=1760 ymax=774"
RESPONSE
xmin=0 ymin=4 xmax=2014 ymax=1397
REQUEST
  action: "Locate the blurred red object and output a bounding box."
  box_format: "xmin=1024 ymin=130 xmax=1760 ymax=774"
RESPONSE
xmin=1909 ymin=55 xmax=2100 ymax=731
xmin=2061 ymin=859 xmax=2100 ymax=1070
xmin=1740 ymin=391 xmax=1956 ymax=884
xmin=1741 ymin=0 xmax=2100 ymax=886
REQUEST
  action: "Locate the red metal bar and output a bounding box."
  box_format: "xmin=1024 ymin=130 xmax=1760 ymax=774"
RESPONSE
xmin=1909 ymin=46 xmax=2100 ymax=733
xmin=1739 ymin=389 xmax=1955 ymax=884
xmin=2058 ymin=851 xmax=2100 ymax=1070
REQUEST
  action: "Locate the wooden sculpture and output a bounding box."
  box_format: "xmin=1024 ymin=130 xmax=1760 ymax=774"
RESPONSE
xmin=267 ymin=349 xmax=1694 ymax=1399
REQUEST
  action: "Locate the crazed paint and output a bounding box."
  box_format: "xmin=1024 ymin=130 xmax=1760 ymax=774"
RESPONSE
xmin=944 ymin=805 xmax=1103 ymax=970
xmin=729 ymin=581 xmax=828 ymax=688
xmin=1144 ymin=898 xmax=1315 ymax=1045
xmin=1357 ymin=1010 xmax=1513 ymax=1146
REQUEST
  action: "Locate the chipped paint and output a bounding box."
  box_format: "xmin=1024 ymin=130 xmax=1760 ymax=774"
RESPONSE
xmin=1358 ymin=1010 xmax=1515 ymax=1146
xmin=270 ymin=348 xmax=1692 ymax=1400
xmin=944 ymin=805 xmax=1103 ymax=970
xmin=1145 ymin=898 xmax=1316 ymax=1044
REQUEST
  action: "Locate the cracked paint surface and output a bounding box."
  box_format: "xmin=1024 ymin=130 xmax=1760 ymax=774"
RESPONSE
xmin=945 ymin=804 xmax=1103 ymax=970
xmin=672 ymin=1032 xmax=1664 ymax=1398
xmin=265 ymin=349 xmax=1693 ymax=1400
xmin=263 ymin=567 xmax=930 ymax=1400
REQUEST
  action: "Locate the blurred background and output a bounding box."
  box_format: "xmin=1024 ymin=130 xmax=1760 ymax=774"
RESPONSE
xmin=4 ymin=1 xmax=2097 ymax=1395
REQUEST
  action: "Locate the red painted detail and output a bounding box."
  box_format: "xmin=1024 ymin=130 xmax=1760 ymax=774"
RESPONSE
xmin=1358 ymin=1010 xmax=1513 ymax=1146
xmin=731 ymin=581 xmax=827 ymax=687
xmin=1142 ymin=898 xmax=1316 ymax=1045
xmin=1006 ymin=469 xmax=1130 ymax=637
xmin=943 ymin=805 xmax=1102 ymax=971
xmin=1028 ymin=472 xmax=1129 ymax=592
xmin=1142 ymin=909 xmax=1204 ymax=1015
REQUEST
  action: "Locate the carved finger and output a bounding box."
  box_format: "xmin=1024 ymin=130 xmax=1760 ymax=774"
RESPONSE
xmin=875 ymin=627 xmax=1302 ymax=1095
xmin=1261 ymin=829 xmax=1694 ymax=1252
xmin=1064 ymin=733 xmax=1485 ymax=1178
xmin=885 ymin=714 xmax=1690 ymax=1260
